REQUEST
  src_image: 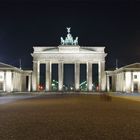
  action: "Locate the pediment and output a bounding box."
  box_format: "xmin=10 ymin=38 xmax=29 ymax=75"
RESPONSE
xmin=0 ymin=62 xmax=15 ymax=69
xmin=0 ymin=62 xmax=22 ymax=72
xmin=124 ymin=63 xmax=140 ymax=69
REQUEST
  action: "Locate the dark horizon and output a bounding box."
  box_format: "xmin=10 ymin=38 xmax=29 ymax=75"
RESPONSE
xmin=0 ymin=0 xmax=140 ymax=70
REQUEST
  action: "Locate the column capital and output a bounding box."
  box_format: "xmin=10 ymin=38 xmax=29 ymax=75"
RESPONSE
xmin=98 ymin=61 xmax=105 ymax=64
xmin=87 ymin=61 xmax=93 ymax=63
xmin=58 ymin=60 xmax=64 ymax=63
xmin=75 ymin=60 xmax=80 ymax=63
xmin=45 ymin=60 xmax=51 ymax=63
xmin=33 ymin=60 xmax=40 ymax=63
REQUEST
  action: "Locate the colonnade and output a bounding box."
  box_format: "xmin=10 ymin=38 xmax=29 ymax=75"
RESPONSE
xmin=32 ymin=61 xmax=105 ymax=91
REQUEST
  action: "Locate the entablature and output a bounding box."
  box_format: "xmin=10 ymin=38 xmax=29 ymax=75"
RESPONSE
xmin=32 ymin=53 xmax=106 ymax=63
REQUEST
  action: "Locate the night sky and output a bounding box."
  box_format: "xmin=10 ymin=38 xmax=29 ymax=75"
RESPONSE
xmin=0 ymin=0 xmax=140 ymax=70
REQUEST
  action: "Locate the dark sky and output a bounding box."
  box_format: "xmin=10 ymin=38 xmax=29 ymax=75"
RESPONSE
xmin=0 ymin=0 xmax=140 ymax=70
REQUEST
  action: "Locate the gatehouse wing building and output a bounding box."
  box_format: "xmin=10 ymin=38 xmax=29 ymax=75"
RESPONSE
xmin=107 ymin=63 xmax=140 ymax=93
xmin=0 ymin=62 xmax=32 ymax=92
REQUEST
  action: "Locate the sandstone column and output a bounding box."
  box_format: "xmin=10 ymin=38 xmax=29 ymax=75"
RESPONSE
xmin=32 ymin=61 xmax=40 ymax=91
xmin=87 ymin=62 xmax=92 ymax=91
xmin=131 ymin=71 xmax=133 ymax=92
xmin=107 ymin=75 xmax=110 ymax=92
xmin=58 ymin=62 xmax=63 ymax=91
xmin=98 ymin=61 xmax=106 ymax=91
xmin=3 ymin=71 xmax=6 ymax=92
xmin=11 ymin=71 xmax=14 ymax=92
xmin=75 ymin=62 xmax=80 ymax=91
xmin=45 ymin=61 xmax=52 ymax=91
xmin=28 ymin=75 xmax=31 ymax=92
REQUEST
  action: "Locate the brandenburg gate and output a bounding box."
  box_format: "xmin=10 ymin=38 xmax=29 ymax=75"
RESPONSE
xmin=31 ymin=28 xmax=107 ymax=91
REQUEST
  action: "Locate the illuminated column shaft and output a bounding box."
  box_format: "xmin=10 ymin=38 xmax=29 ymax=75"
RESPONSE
xmin=75 ymin=63 xmax=80 ymax=91
xmin=107 ymin=75 xmax=110 ymax=92
xmin=131 ymin=71 xmax=133 ymax=92
xmin=20 ymin=73 xmax=22 ymax=91
xmin=98 ymin=61 xmax=105 ymax=91
xmin=87 ymin=62 xmax=92 ymax=91
xmin=32 ymin=62 xmax=37 ymax=91
xmin=32 ymin=61 xmax=40 ymax=91
xmin=98 ymin=62 xmax=101 ymax=91
xmin=45 ymin=61 xmax=52 ymax=91
xmin=58 ymin=62 xmax=63 ymax=91
xmin=122 ymin=72 xmax=125 ymax=92
xmin=11 ymin=72 xmax=14 ymax=92
xmin=37 ymin=61 xmax=40 ymax=91
xmin=4 ymin=71 xmax=13 ymax=92
xmin=28 ymin=75 xmax=31 ymax=92
xmin=3 ymin=71 xmax=6 ymax=92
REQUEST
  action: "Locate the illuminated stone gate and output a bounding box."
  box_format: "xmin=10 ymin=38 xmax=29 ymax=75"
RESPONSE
xmin=31 ymin=28 xmax=107 ymax=91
